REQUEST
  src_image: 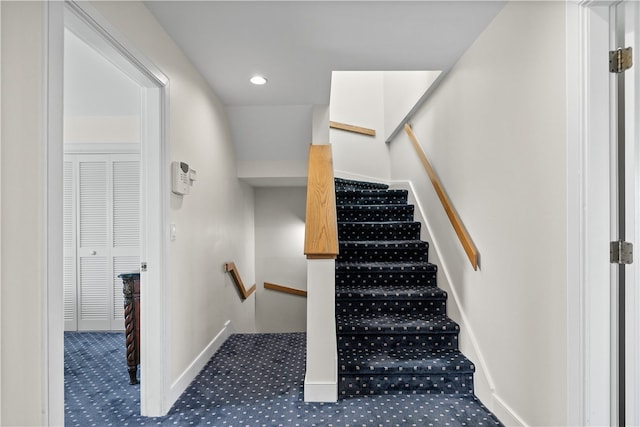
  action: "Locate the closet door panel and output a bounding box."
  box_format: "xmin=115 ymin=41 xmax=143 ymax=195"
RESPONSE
xmin=78 ymin=256 xmax=110 ymax=330
xmin=111 ymin=157 xmax=140 ymax=330
xmin=77 ymin=159 xmax=111 ymax=330
xmin=64 ymin=153 xmax=139 ymax=331
xmin=63 ymin=160 xmax=77 ymax=331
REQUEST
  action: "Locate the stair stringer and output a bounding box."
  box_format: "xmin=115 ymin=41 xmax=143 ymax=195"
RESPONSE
xmin=387 ymin=179 xmax=525 ymax=427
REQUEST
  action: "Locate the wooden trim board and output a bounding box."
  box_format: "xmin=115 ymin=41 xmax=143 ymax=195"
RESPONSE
xmin=329 ymin=121 xmax=376 ymax=137
xmin=224 ymin=262 xmax=256 ymax=299
xmin=404 ymin=124 xmax=478 ymax=270
xmin=264 ymin=282 xmax=308 ymax=297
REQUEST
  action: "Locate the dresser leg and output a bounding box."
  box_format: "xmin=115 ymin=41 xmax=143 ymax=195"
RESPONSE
xmin=128 ymin=365 xmax=139 ymax=385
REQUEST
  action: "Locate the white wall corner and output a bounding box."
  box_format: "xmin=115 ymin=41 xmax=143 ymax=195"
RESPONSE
xmin=168 ymin=320 xmax=233 ymax=408
xmin=312 ymin=105 xmax=329 ymax=145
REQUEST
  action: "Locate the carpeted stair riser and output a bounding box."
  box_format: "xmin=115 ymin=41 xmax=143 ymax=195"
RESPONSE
xmin=338 ymin=240 xmax=429 ymax=263
xmin=338 ymin=373 xmax=474 ymax=396
xmin=338 ymin=222 xmax=421 ymax=241
xmin=336 ymin=298 xmax=447 ymax=317
xmin=336 ymin=284 xmax=446 ymax=300
xmin=337 ymin=205 xmax=415 ymax=223
xmin=336 ymin=270 xmax=438 ymax=288
xmin=338 ymin=347 xmax=474 ymax=375
xmin=334 ymin=177 xmax=477 ymax=400
xmin=336 ymin=189 xmax=408 ymax=206
xmin=338 ymin=333 xmax=459 ymax=352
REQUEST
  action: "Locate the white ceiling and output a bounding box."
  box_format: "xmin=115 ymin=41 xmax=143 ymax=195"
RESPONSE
xmin=143 ymin=1 xmax=505 ymax=182
xmin=145 ymin=1 xmax=506 ymax=107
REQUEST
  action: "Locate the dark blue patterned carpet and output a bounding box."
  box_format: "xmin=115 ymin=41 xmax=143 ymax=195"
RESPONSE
xmin=334 ymin=178 xmax=477 ymax=399
xmin=65 ymin=332 xmax=502 ymax=426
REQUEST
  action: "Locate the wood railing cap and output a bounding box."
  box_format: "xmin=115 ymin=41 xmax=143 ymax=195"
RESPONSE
xmin=224 ymin=262 xmax=256 ymax=299
xmin=404 ymin=124 xmax=479 ymax=271
xmin=304 ymin=144 xmax=339 ymax=259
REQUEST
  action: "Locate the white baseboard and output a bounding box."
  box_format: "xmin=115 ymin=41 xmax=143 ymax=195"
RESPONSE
xmin=304 ymin=375 xmax=337 ymax=402
xmin=491 ymin=394 xmax=527 ymax=426
xmin=167 ymin=320 xmax=233 ymax=408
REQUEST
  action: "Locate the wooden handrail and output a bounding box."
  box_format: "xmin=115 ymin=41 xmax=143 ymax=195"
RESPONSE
xmin=224 ymin=262 xmax=256 ymax=299
xmin=404 ymin=124 xmax=479 ymax=270
xmin=329 ymin=121 xmax=376 ymax=137
xmin=304 ymin=144 xmax=339 ymax=259
xmin=264 ymin=282 xmax=308 ymax=297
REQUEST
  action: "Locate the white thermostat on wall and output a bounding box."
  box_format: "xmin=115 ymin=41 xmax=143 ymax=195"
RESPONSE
xmin=172 ymin=161 xmax=196 ymax=195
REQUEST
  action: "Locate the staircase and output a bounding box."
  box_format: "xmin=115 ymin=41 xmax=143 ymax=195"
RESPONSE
xmin=334 ymin=177 xmax=476 ymax=397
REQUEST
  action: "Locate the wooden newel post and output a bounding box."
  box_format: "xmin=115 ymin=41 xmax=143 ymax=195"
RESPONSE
xmin=119 ymin=272 xmax=141 ymax=385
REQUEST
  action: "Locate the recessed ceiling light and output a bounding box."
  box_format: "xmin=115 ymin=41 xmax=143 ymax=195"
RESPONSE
xmin=250 ymin=75 xmax=267 ymax=85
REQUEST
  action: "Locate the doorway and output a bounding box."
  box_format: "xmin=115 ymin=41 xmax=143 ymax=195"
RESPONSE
xmin=63 ymin=26 xmax=141 ymax=332
xmin=45 ymin=2 xmax=171 ymax=423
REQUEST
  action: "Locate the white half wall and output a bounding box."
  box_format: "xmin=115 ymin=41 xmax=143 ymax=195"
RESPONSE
xmin=304 ymin=258 xmax=337 ymax=402
xmin=388 ymin=2 xmax=567 ymax=426
xmin=255 ymin=187 xmax=307 ymax=333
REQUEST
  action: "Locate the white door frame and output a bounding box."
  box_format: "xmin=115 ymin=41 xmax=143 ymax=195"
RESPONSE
xmin=44 ymin=1 xmax=171 ymax=424
xmin=568 ymin=1 xmax=640 ymax=425
xmin=566 ymin=1 xmax=615 ymax=425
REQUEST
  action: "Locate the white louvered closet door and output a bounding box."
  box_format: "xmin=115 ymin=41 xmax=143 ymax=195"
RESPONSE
xmin=63 ymin=161 xmax=78 ymax=331
xmin=64 ymin=153 xmax=140 ymax=331
xmin=111 ymin=155 xmax=141 ymax=329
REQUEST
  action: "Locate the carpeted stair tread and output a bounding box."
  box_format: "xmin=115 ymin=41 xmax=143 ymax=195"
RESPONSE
xmin=337 ymin=312 xmax=460 ymax=334
xmin=338 ymin=347 xmax=475 ymax=375
xmin=334 ymin=177 xmax=488 ymax=404
xmin=336 ymin=260 xmax=437 ymax=272
xmin=336 ymin=284 xmax=446 ymax=300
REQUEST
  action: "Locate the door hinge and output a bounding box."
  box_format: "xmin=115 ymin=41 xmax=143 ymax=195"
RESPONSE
xmin=141 ymin=262 xmax=148 ymax=272
xmin=610 ymin=47 xmax=633 ymax=73
xmin=610 ymin=241 xmax=633 ymax=264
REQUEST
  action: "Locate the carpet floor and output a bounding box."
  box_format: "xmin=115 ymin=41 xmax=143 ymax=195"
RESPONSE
xmin=64 ymin=331 xmax=503 ymax=426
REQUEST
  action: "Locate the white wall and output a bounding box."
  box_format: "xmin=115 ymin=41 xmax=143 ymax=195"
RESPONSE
xmin=230 ymin=105 xmax=311 ymax=185
xmin=254 ymin=187 xmax=307 ymax=332
xmin=1 ymin=2 xmax=45 ymax=425
xmin=330 ymin=71 xmax=389 ymax=182
xmin=389 ymin=2 xmax=566 ymax=425
xmin=89 ymin=0 xmax=258 ymax=380
xmin=1 ymin=1 xmax=257 ymax=423
xmin=64 ymin=28 xmax=141 ymax=144
xmin=383 ymin=71 xmax=440 ymax=141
